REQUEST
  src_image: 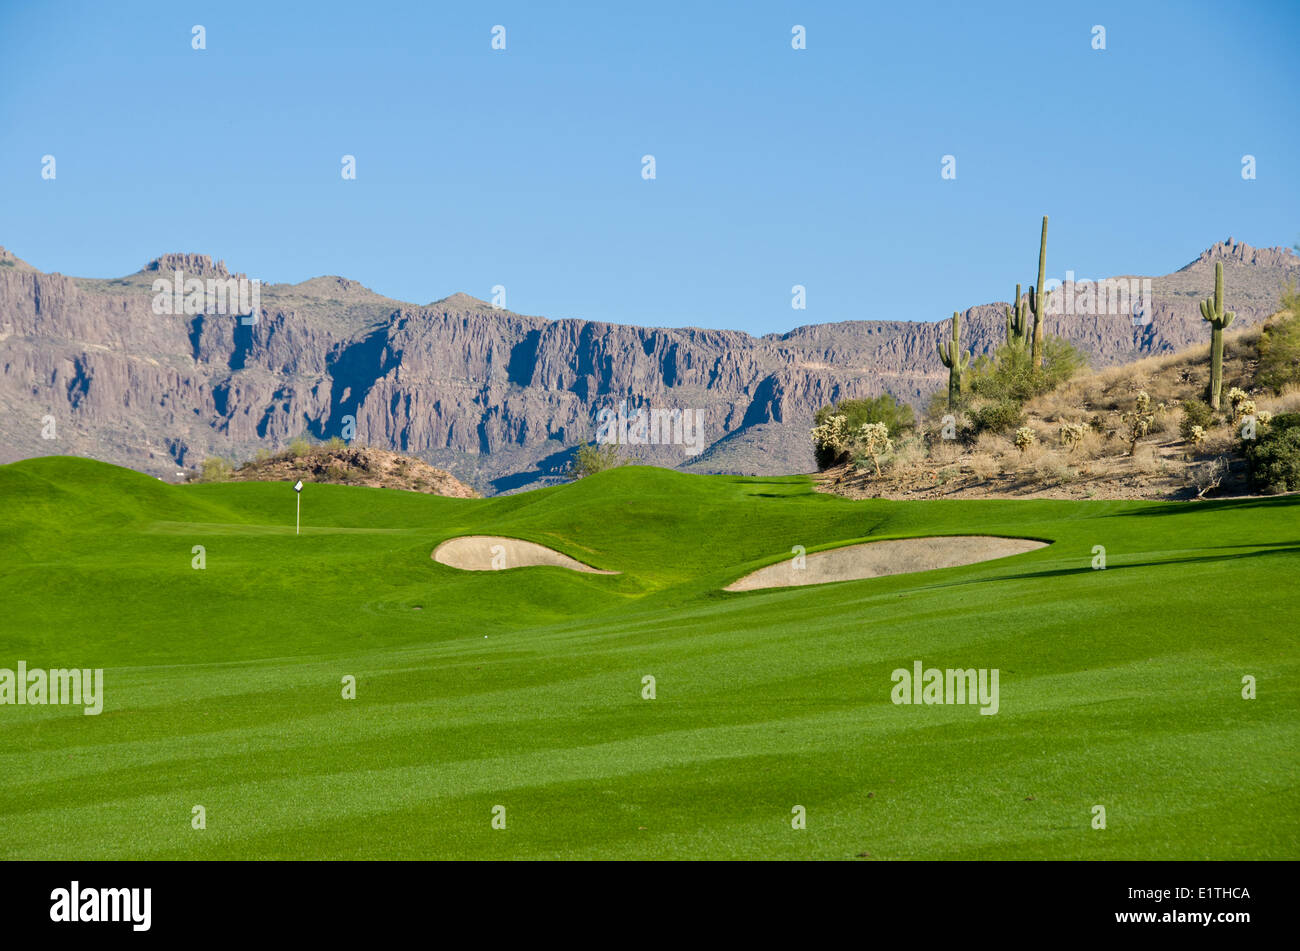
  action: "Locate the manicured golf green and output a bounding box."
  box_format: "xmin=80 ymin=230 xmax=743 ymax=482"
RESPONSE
xmin=1 ymin=456 xmax=1296 ymax=859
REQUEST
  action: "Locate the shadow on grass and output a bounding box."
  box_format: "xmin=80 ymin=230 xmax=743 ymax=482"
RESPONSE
xmin=1111 ymin=493 xmax=1300 ymax=517
xmin=921 ymin=543 xmax=1300 ymax=590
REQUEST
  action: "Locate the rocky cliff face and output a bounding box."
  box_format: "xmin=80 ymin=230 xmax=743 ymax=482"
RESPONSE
xmin=2 ymin=241 xmax=1296 ymax=493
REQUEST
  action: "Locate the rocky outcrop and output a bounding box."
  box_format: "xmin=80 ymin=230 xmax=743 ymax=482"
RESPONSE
xmin=1180 ymin=237 xmax=1299 ymax=271
xmin=1 ymin=240 xmax=1296 ymax=493
xmin=227 ymin=445 xmax=478 ymax=497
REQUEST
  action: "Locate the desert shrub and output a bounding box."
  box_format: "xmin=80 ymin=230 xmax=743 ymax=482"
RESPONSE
xmin=1258 ymin=282 xmax=1300 ymax=392
xmin=968 ymin=453 xmax=1001 ymax=480
xmin=1188 ymin=458 xmax=1228 ymax=498
xmin=890 ymin=434 xmax=926 ymax=470
xmin=1130 ymin=444 xmax=1159 ymax=474
xmin=200 ymin=457 xmax=232 ymax=482
xmin=923 ymin=389 xmax=951 ymax=421
xmin=1245 ymin=423 xmax=1300 ymax=493
xmin=970 ymin=399 xmax=1025 ymax=435
xmin=1180 ymin=398 xmax=1215 ymax=440
xmin=568 ymin=442 xmax=631 ymax=480
xmin=1072 ymin=427 xmax=1106 ymax=459
xmin=324 ymin=464 xmax=349 ymax=482
xmin=968 ymin=336 xmax=1088 ymax=405
xmin=287 ymin=436 xmax=313 ymax=458
xmin=1034 ymin=456 xmax=1077 ymax=484
xmin=1268 ymin=412 xmax=1300 ymax=432
xmin=325 ymin=436 xmax=348 ymax=450
xmin=929 ymin=438 xmax=962 ymax=465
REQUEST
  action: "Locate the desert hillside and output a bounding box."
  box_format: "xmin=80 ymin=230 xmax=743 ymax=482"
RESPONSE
xmin=820 ymin=319 xmax=1300 ymax=502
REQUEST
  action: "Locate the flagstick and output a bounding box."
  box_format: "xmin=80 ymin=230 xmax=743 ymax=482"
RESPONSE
xmin=293 ymin=479 xmax=304 ymax=534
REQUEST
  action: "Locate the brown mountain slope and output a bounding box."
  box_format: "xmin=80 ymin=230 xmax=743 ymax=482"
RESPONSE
xmin=1 ymin=239 xmax=1296 ymax=494
xmin=820 ymin=321 xmax=1300 ymax=502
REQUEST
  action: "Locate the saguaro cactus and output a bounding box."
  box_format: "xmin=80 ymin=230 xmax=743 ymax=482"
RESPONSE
xmin=1027 ymin=216 xmax=1050 ymax=367
xmin=937 ymin=310 xmax=972 ymax=409
xmin=1200 ymin=260 xmax=1235 ymax=410
xmin=1005 ymin=282 xmax=1029 ymax=350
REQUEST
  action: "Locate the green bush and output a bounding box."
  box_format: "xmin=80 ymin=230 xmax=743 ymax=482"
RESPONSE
xmin=1180 ymin=398 xmax=1215 ymax=440
xmin=1258 ymin=282 xmax=1300 ymax=393
xmin=968 ymin=336 xmax=1088 ymax=405
xmin=814 ymin=394 xmax=914 ymax=434
xmin=1268 ymin=413 xmax=1300 ymax=432
xmin=199 ymin=457 xmax=232 ymax=482
xmin=568 ymin=443 xmax=630 ymax=480
xmin=813 ymin=440 xmax=848 ymax=471
xmin=1246 ymin=425 xmax=1300 ymax=493
xmin=970 ymin=400 xmax=1025 ymax=435
xmin=813 ymin=394 xmax=913 ymax=469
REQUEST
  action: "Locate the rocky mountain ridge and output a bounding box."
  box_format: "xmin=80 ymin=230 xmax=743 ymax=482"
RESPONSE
xmin=1 ymin=240 xmax=1296 ymax=493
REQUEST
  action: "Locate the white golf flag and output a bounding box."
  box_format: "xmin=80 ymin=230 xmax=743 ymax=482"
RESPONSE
xmin=293 ymin=480 xmax=304 ymax=493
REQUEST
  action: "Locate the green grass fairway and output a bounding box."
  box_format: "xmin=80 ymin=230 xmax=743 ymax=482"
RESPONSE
xmin=1 ymin=456 xmax=1297 ymax=859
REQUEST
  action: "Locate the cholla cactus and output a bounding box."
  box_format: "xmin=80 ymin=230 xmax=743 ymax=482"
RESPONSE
xmin=1121 ymin=390 xmax=1156 ymax=454
xmin=1258 ymin=410 xmax=1273 ymax=428
xmin=810 ymin=414 xmax=852 ymax=456
xmin=1189 ymin=425 xmax=1206 ymax=446
xmin=859 ymin=422 xmax=893 ymax=476
xmin=1235 ymin=398 xmax=1257 ymax=421
xmin=1014 ymin=426 xmax=1037 ymax=452
xmin=1059 ymin=421 xmax=1088 ymax=450
xmin=1226 ymin=386 xmax=1248 ymax=409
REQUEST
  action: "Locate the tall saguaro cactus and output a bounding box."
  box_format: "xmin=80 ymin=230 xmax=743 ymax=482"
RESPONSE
xmin=1200 ymin=260 xmax=1235 ymax=410
xmin=1027 ymin=216 xmax=1050 ymax=367
xmin=937 ymin=310 xmax=972 ymax=410
xmin=1005 ymin=282 xmax=1029 ymax=350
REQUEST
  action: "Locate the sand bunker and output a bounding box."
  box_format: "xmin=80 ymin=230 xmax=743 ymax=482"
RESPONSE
xmin=433 ymin=536 xmax=619 ymax=574
xmin=724 ymin=535 xmax=1047 ymax=591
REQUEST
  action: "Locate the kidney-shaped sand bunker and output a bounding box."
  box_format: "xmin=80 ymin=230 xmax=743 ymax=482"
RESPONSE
xmin=433 ymin=535 xmax=620 ymax=574
xmin=724 ymin=535 xmax=1048 ymax=591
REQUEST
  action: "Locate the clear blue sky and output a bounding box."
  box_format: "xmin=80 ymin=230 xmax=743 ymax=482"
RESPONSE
xmin=2 ymin=0 xmax=1297 ymax=335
